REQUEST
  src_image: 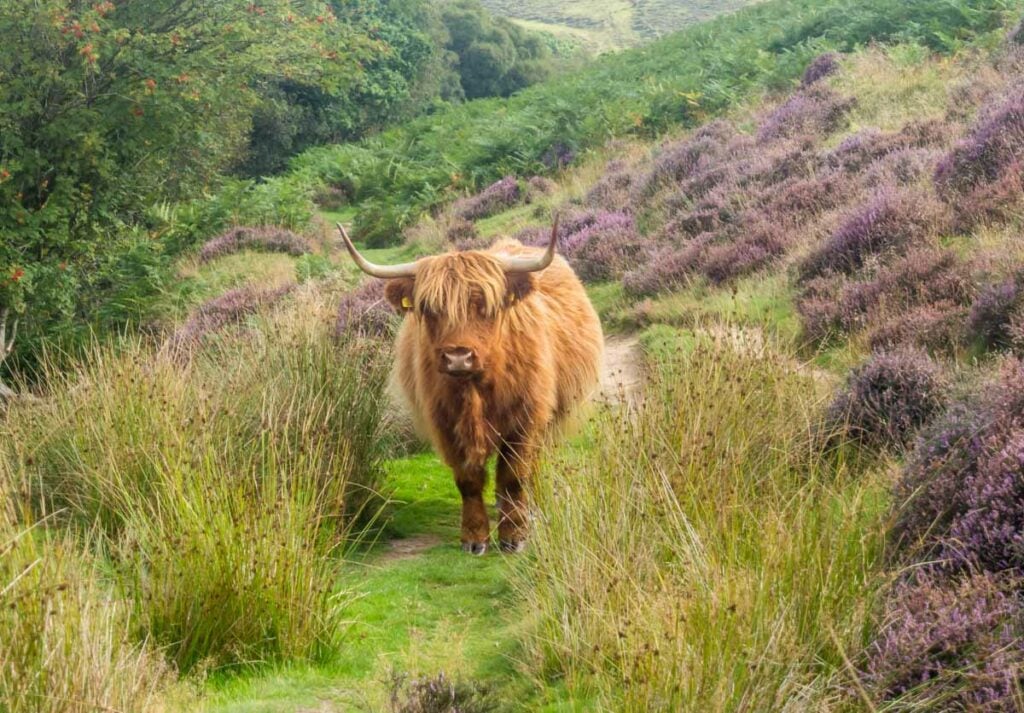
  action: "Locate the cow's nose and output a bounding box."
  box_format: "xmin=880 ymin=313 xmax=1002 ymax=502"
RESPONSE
xmin=442 ymin=347 xmax=475 ymax=374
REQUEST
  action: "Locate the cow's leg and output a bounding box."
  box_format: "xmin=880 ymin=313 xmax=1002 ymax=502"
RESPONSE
xmin=453 ymin=462 xmax=490 ymax=555
xmin=496 ymin=436 xmax=537 ymax=553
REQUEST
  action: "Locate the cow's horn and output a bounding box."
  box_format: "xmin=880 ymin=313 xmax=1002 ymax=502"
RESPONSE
xmin=498 ymin=215 xmax=559 ymax=274
xmin=337 ymin=223 xmax=418 ymax=279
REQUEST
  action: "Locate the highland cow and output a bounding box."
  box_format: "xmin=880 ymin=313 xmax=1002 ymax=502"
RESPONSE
xmin=338 ymin=221 xmax=603 ymax=554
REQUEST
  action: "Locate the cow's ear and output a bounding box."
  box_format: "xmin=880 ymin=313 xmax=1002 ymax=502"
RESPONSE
xmin=505 ymin=273 xmax=535 ymax=306
xmin=384 ymin=278 xmax=415 ymax=314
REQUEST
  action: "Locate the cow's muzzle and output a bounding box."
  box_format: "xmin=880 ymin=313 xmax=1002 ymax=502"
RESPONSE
xmin=440 ymin=347 xmax=478 ymax=377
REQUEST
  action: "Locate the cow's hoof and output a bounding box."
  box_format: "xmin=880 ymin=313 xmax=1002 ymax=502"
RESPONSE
xmin=461 ymin=541 xmax=488 ymax=556
xmin=499 ymin=539 xmax=527 ymax=554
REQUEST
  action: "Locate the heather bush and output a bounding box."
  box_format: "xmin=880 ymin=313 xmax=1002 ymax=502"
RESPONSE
xmin=585 ymin=160 xmax=636 ymax=212
xmin=935 ymin=87 xmax=1024 ymax=226
xmin=868 ymin=302 xmax=968 ymax=354
xmin=825 ymin=349 xmax=948 ymax=450
xmin=830 ymin=248 xmax=972 ymax=336
xmin=935 ymin=88 xmax=1024 ymax=195
xmin=893 ymin=403 xmax=991 ymax=552
xmin=525 ymin=175 xmax=558 ymax=201
xmin=388 ymin=671 xmax=494 ymax=713
xmin=796 ymin=283 xmax=846 ymax=343
xmin=691 ymin=182 xmax=749 ymax=225
xmin=945 ymin=430 xmax=1024 ymax=572
xmin=801 ymin=52 xmax=841 ymax=86
xmin=572 ymin=221 xmax=650 ymax=282
xmin=744 ymin=138 xmax=819 ymax=187
xmin=967 ymin=271 xmax=1024 ymax=350
xmin=700 ymin=222 xmax=787 ymax=284
xmin=799 ymin=188 xmax=947 ymax=281
xmin=635 ymin=120 xmax=736 ymax=197
xmin=540 ymin=142 xmax=575 ymax=170
xmin=951 ymin=162 xmax=1024 ymax=229
xmin=166 ymin=284 xmax=295 ymax=355
xmin=444 ymin=217 xmax=483 ymax=250
xmin=198 ymin=226 xmax=312 ymax=263
xmin=828 ymin=130 xmax=901 ymax=174
xmin=621 ymin=240 xmax=709 ymax=297
xmin=756 ymin=86 xmax=854 ymax=144
xmin=664 ymin=208 xmax=725 ymax=240
xmin=678 ymin=162 xmax=740 ymax=202
xmin=761 ymin=173 xmax=845 ymax=225
xmin=862 ymin=570 xmax=1024 ymax=711
xmin=862 ymin=147 xmax=942 ymax=187
xmin=1010 ymin=309 xmax=1024 ymax=354
xmin=336 ymin=280 xmax=398 ymax=338
xmin=452 ymin=176 xmax=521 ymax=220
xmin=893 ymin=358 xmax=1024 ymax=555
xmin=514 ymin=208 xmax=599 ymax=248
xmin=826 ymin=121 xmax=947 ymax=176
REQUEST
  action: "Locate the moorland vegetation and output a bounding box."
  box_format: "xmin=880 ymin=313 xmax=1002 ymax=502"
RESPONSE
xmin=6 ymin=0 xmax=1024 ymax=710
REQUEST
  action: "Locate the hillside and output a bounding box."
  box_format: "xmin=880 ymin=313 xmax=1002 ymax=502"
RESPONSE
xmin=478 ymin=0 xmax=763 ymax=53
xmin=7 ymin=1 xmax=1024 ymax=712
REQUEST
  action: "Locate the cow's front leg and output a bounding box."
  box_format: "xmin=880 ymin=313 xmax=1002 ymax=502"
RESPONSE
xmin=496 ymin=437 xmax=537 ymax=553
xmin=454 ymin=463 xmax=490 ymax=555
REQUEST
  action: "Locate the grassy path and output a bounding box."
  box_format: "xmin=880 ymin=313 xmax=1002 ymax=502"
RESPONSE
xmin=199 ymin=454 xmax=577 ymax=712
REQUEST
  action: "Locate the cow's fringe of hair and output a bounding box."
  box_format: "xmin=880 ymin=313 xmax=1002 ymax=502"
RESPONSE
xmin=414 ymin=252 xmax=509 ymax=323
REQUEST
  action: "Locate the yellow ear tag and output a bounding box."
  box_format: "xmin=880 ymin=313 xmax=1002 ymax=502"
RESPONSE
xmin=401 ymin=296 xmax=412 ymax=310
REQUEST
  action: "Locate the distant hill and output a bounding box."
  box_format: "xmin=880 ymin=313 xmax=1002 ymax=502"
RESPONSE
xmin=477 ymin=0 xmax=763 ymax=52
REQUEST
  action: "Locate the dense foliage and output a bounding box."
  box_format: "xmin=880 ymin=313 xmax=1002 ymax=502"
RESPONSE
xmin=291 ymin=0 xmax=1018 ymax=247
xmin=238 ymin=0 xmax=573 ymax=177
xmin=0 ymin=0 xmax=377 ymax=367
xmin=440 ymin=0 xmax=555 ymax=100
xmin=237 ymin=0 xmax=462 ymax=177
xmin=0 ymin=0 xmax=561 ymax=372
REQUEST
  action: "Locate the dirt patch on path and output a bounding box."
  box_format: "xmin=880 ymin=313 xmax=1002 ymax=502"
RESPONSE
xmin=380 ymin=533 xmax=444 ymax=562
xmin=599 ymin=335 xmax=642 ymax=405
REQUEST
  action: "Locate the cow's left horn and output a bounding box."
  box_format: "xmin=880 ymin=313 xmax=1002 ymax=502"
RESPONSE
xmin=337 ymin=223 xmax=418 ymax=278
xmin=498 ymin=215 xmax=559 ymax=274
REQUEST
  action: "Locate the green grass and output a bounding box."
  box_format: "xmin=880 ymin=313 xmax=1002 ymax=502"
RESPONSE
xmin=603 ymin=273 xmax=801 ymax=339
xmin=196 ymin=453 xmax=584 ymax=712
xmin=318 ymin=207 xmax=358 ymax=226
xmin=160 ymin=252 xmax=298 ymax=319
xmin=475 ymin=203 xmax=547 ymax=239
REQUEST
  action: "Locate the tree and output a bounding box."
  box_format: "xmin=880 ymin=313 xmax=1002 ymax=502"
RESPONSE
xmin=0 ymin=0 xmax=378 ymax=368
xmin=236 ymin=0 xmax=463 ymax=177
xmin=438 ymin=0 xmax=554 ymax=100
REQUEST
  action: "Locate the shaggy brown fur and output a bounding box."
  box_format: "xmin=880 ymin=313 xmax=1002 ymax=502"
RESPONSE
xmin=383 ymin=238 xmax=603 ymax=553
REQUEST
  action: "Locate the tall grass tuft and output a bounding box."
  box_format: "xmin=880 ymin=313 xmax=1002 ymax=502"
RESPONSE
xmin=520 ymin=338 xmax=888 ymax=710
xmin=0 ymin=457 xmax=172 ymax=711
xmin=4 ymin=297 xmax=390 ymax=672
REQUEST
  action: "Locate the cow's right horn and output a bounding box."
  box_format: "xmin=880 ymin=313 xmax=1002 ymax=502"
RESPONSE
xmin=498 ymin=215 xmax=559 ymax=274
xmin=337 ymin=223 xmax=418 ymax=278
